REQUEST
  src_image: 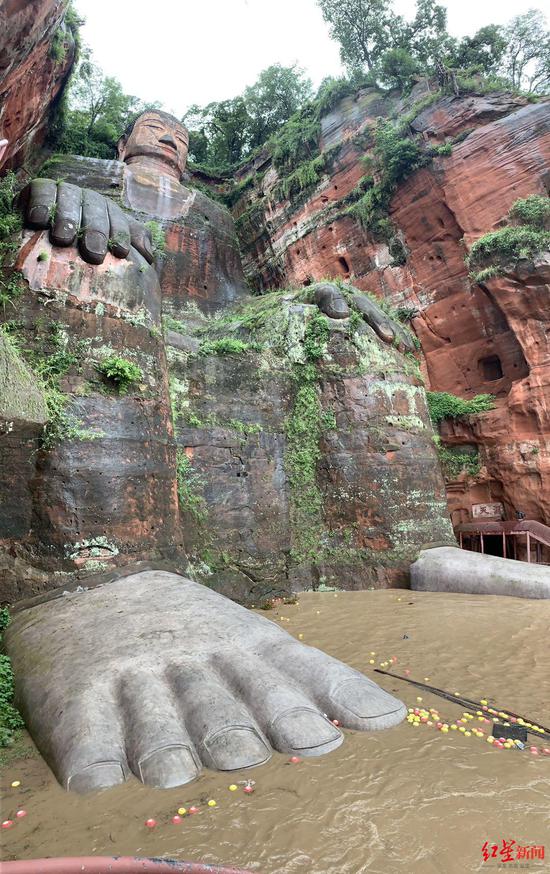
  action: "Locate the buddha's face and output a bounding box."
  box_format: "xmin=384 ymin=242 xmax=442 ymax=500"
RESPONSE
xmin=118 ymin=111 xmax=189 ymax=177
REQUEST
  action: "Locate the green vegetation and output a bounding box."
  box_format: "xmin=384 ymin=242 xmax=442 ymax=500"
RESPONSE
xmin=200 ymin=290 xmax=288 ymax=335
xmin=275 ymin=154 xmax=327 ymax=200
xmin=303 ymin=312 xmax=330 ymax=360
xmin=0 ymin=172 xmax=23 ymax=311
xmin=49 ymin=5 xmax=81 ymax=68
xmin=0 ymin=608 xmax=24 ymax=749
xmin=470 ymin=265 xmax=501 ymax=284
xmin=316 ymin=1 xmax=548 ymax=95
xmin=186 ymin=64 xmax=313 ymax=171
xmin=430 ymin=142 xmax=452 ymax=156
xmin=317 ymin=0 xmax=450 ymax=76
xmin=176 ymin=449 xmax=208 ymax=523
xmin=163 ymin=315 xmax=188 ymax=334
xmin=184 ymin=411 xmax=263 ymax=436
xmin=349 ymin=120 xmax=427 ymax=236
xmin=14 ymin=322 xmax=99 ymax=450
xmin=145 ymin=220 xmax=166 ymax=257
xmin=437 ymin=444 xmax=480 ymax=479
xmin=468 ymin=196 xmax=550 ymax=280
xmin=48 ymin=45 xmax=162 ymax=159
xmin=427 ymin=391 xmax=494 ymax=425
xmin=284 ymin=313 xmax=334 ymax=563
xmin=199 ymin=337 xmax=261 ymax=356
xmin=315 ymin=72 xmax=377 ymax=116
xmin=270 ymin=104 xmax=321 ymax=173
xmin=96 ymin=355 xmax=142 ymax=393
xmin=467 ymin=227 xmax=550 ymax=275
xmin=509 ymin=195 xmax=550 ymax=229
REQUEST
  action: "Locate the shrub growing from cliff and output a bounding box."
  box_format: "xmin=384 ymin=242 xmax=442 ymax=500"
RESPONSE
xmin=0 ymin=172 xmax=24 ymax=311
xmin=349 ymin=120 xmax=427 ymax=236
xmin=176 ymin=449 xmax=208 ymax=524
xmin=96 ymin=355 xmax=142 ymax=393
xmin=468 ymin=226 xmax=550 ymax=278
xmin=145 ymin=221 xmax=166 ymax=256
xmin=0 ymin=608 xmax=24 ymax=749
xmin=284 ymin=312 xmax=338 ymax=562
xmin=427 ymin=391 xmax=495 ymax=425
xmin=270 ymin=105 xmax=321 ymax=172
xmin=509 ymin=195 xmax=550 ymax=230
xmin=436 ymin=443 xmax=481 ymax=479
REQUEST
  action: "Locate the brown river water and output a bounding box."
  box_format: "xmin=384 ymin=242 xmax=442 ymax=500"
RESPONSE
xmin=1 ymin=589 xmax=549 ymax=873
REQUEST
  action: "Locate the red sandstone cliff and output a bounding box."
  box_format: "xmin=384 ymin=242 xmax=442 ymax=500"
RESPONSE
xmin=0 ymin=0 xmax=75 ymax=172
xmin=232 ymin=86 xmax=550 ymax=532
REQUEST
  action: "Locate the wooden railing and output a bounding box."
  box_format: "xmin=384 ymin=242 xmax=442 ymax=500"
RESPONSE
xmin=455 ymin=520 xmax=550 ymax=564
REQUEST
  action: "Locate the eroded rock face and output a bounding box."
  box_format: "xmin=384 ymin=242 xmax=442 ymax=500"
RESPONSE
xmin=8 ymin=230 xmax=181 ymax=586
xmin=0 ymin=0 xmax=75 ymax=171
xmin=232 ymin=91 xmax=550 ymax=531
xmin=167 ymin=289 xmax=453 ymax=600
xmin=0 ymin=333 xmax=48 ymax=578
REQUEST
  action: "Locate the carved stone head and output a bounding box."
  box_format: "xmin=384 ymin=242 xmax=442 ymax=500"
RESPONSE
xmin=117 ymin=110 xmax=189 ymax=179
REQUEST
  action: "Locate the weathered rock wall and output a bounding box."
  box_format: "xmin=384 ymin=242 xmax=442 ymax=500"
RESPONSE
xmin=0 ymin=0 xmax=75 ymax=172
xmin=232 ymin=89 xmax=550 ymax=530
xmin=166 ymin=291 xmax=453 ymax=602
xmin=4 ymin=227 xmax=181 ymax=588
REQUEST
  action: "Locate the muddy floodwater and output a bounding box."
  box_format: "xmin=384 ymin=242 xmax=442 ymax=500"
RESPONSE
xmin=1 ymin=590 xmax=549 ymax=873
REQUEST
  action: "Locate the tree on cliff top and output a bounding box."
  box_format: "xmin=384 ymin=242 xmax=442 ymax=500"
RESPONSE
xmin=316 ymin=0 xmax=449 ymax=73
xmin=451 ymin=25 xmax=507 ymax=75
xmin=50 ymin=51 xmax=161 ymax=159
xmin=245 ymin=64 xmax=314 ymax=150
xmin=500 ymin=9 xmax=550 ymax=93
xmin=185 ymin=64 xmax=312 ymax=170
xmin=317 ymin=0 xmax=549 ymax=94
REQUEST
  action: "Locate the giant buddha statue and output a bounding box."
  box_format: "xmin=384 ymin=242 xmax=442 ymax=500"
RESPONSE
xmin=1 ymin=109 xmax=462 ymax=793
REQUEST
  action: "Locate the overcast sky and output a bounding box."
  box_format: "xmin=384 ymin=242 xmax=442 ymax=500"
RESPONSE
xmin=76 ymin=0 xmax=536 ymax=116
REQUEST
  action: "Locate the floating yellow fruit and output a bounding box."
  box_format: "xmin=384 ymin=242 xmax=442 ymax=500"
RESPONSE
xmin=208 ymin=800 xmax=217 ymax=807
xmin=416 ymin=697 xmax=423 ymax=702
xmin=369 ymin=659 xmax=375 ymax=665
xmin=450 ymin=725 xmax=457 ymax=731
xmin=464 ymin=731 xmax=472 ymax=737
xmin=487 ymin=737 xmax=494 ymax=744
xmin=178 ymin=807 xmax=187 ymax=815
xmin=228 ymin=785 xmax=238 ymax=792
xmin=10 ymin=781 xmax=20 ymax=788
xmin=459 ymin=727 xmax=466 ymax=733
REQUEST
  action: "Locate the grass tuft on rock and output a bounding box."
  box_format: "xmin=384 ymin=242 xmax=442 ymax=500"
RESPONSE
xmin=427 ymin=391 xmax=495 ymax=425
